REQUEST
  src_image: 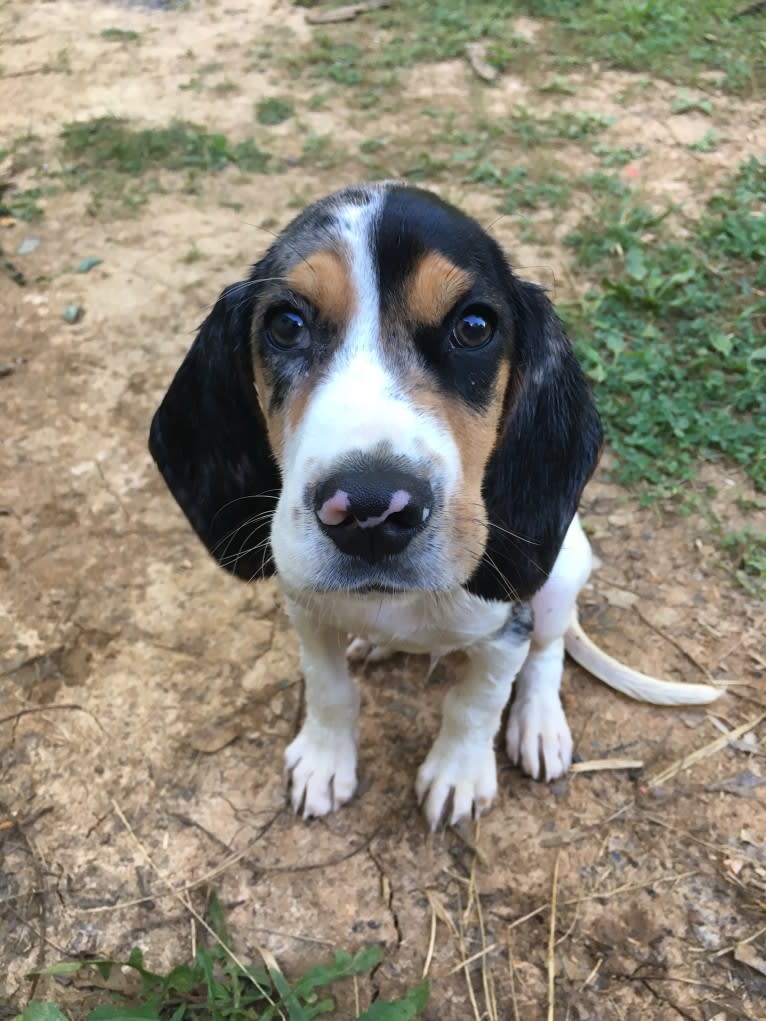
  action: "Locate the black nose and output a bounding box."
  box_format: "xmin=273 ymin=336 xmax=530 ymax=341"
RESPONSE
xmin=315 ymin=465 xmax=433 ymax=563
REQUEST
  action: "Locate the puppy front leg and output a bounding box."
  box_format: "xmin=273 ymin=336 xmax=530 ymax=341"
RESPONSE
xmin=284 ymin=600 xmax=360 ymax=818
xmin=416 ymin=603 xmax=532 ymax=829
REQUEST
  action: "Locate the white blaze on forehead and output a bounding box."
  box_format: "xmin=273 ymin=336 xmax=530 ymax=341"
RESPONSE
xmin=280 ymin=192 xmax=462 ymax=482
xmin=333 ymin=195 xmax=382 ymax=360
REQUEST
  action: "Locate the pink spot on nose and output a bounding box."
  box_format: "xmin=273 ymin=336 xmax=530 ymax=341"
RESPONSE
xmin=356 ymin=489 xmax=410 ymax=529
xmin=317 ymin=489 xmax=350 ymax=526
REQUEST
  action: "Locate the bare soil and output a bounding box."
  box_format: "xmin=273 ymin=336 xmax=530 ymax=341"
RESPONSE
xmin=1 ymin=3 xmax=765 ymax=1019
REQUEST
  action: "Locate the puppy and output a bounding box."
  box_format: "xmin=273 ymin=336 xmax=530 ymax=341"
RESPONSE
xmin=150 ymin=183 xmax=720 ymax=829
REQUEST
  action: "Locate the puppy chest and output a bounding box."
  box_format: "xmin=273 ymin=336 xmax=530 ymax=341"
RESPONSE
xmin=316 ymin=589 xmax=511 ymax=654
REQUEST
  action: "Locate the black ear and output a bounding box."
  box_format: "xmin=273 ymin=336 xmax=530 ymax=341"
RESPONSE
xmin=466 ymin=281 xmax=602 ymax=602
xmin=149 ymin=282 xmax=281 ymax=581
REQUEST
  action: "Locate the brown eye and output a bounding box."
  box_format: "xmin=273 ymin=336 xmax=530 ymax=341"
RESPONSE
xmin=265 ymin=308 xmax=309 ymax=350
xmin=452 ymin=306 xmax=496 ymax=349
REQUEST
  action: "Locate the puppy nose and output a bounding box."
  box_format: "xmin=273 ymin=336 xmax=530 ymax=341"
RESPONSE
xmin=315 ymin=467 xmax=433 ymax=562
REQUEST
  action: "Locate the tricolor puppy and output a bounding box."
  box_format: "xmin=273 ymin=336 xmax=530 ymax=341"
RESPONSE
xmin=150 ymin=183 xmax=720 ymax=829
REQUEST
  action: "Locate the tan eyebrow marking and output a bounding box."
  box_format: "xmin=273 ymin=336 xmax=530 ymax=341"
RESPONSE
xmin=287 ymin=249 xmax=355 ymax=326
xmin=406 ymin=251 xmax=472 ymax=325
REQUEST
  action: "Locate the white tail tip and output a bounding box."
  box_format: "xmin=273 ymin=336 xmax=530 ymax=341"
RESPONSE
xmin=565 ymin=614 xmax=723 ymax=706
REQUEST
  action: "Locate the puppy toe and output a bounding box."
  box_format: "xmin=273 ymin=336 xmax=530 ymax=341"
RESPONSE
xmin=346 ymin=637 xmax=373 ymax=662
xmin=506 ymin=695 xmax=573 ymax=782
xmin=416 ymin=737 xmax=497 ymax=830
xmin=284 ymin=725 xmax=358 ymax=817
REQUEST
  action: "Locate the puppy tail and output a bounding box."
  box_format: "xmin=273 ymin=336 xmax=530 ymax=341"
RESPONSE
xmin=564 ymin=613 xmax=722 ymax=706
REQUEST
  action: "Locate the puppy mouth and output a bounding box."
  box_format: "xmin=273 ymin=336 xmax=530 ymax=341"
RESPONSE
xmin=339 ymin=581 xmax=407 ymax=595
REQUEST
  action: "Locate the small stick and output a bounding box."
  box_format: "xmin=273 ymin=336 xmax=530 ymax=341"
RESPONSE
xmin=547 ymin=852 xmax=560 ymax=1021
xmin=570 ymin=759 xmax=644 ymax=773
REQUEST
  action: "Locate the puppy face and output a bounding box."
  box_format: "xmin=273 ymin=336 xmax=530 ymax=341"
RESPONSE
xmin=150 ymin=184 xmax=602 ymax=602
xmin=248 ymin=185 xmax=515 ymax=594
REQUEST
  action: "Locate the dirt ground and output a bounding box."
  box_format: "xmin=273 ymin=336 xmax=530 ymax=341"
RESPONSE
xmin=2 ymin=2 xmax=765 ymax=1019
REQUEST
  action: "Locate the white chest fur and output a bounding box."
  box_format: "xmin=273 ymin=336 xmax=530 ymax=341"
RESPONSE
xmin=285 ymin=586 xmax=512 ymax=656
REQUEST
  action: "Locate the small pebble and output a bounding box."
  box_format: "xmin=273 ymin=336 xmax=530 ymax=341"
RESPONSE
xmin=17 ymin=237 xmax=41 ymax=255
xmin=76 ymin=257 xmax=103 ymax=273
xmin=62 ymin=304 xmax=83 ymax=324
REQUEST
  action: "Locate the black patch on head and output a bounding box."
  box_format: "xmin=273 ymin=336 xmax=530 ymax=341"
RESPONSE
xmin=374 ymin=187 xmax=601 ymax=603
xmin=376 ymin=186 xmax=520 ymax=412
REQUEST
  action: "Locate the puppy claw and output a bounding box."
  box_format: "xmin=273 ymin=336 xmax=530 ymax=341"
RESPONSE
xmin=346 ymin=637 xmax=393 ymax=665
xmin=284 ymin=725 xmax=357 ymax=818
xmin=416 ymin=738 xmax=497 ymax=830
xmin=506 ymin=695 xmax=573 ymax=782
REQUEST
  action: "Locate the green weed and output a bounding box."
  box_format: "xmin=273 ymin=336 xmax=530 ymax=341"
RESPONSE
xmin=688 ymin=129 xmax=719 ymax=152
xmin=511 ymin=109 xmax=614 ymax=145
xmin=100 ymin=28 xmax=141 ymax=43
xmin=564 ymin=157 xmax=766 ymax=498
xmin=670 ymin=89 xmax=713 ymax=115
xmin=256 ymin=97 xmax=296 ymax=126
xmin=592 ymin=143 xmax=645 ymax=167
xmin=300 ymin=132 xmax=344 ymax=169
xmin=720 ymin=527 xmax=766 ymax=597
xmin=16 ymin=896 xmax=428 ymax=1021
xmin=0 ymin=186 xmax=46 ymax=222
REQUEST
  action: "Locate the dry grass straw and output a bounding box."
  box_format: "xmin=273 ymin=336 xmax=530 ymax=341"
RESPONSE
xmin=650 ymin=711 xmax=765 ymax=787
xmin=547 ymin=852 xmax=560 ymax=1021
xmin=570 ymin=758 xmax=644 ymax=773
xmin=507 ymin=870 xmax=697 ymax=932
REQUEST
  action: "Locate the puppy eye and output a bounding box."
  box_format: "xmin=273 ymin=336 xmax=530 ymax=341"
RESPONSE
xmin=265 ymin=307 xmax=310 ymax=350
xmin=451 ymin=307 xmax=496 ymax=349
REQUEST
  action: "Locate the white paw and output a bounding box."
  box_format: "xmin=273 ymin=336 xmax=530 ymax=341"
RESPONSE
xmin=284 ymin=724 xmax=357 ymax=817
xmin=415 ymin=736 xmax=497 ymax=830
xmin=506 ymin=693 xmax=573 ymax=781
xmin=346 ymin=637 xmax=392 ymax=664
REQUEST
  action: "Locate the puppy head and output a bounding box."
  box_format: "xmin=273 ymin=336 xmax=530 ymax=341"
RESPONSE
xmin=150 ymin=183 xmax=601 ymax=600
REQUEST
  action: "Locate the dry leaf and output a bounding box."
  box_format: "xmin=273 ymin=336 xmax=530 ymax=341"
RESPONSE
xmin=734 ymin=941 xmax=766 ymax=977
xmin=465 ymin=42 xmax=498 ymax=83
xmin=306 ymin=0 xmax=390 ymax=24
xmin=188 ymin=721 xmax=243 ymax=754
xmin=600 ymin=585 xmax=638 ymax=609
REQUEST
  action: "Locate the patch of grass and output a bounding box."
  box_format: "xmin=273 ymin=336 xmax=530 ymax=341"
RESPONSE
xmin=8 ymin=131 xmax=44 ymax=173
xmin=60 ymin=117 xmax=270 ymax=176
xmin=688 ymin=129 xmax=719 ymax=152
xmin=511 ymin=110 xmax=614 ymax=144
xmin=538 ymin=75 xmax=576 ymax=94
xmin=670 ymin=89 xmax=713 ymax=115
xmin=0 ymin=186 xmax=46 ymax=222
xmin=592 ymin=142 xmax=645 ymax=167
xmin=256 ymin=96 xmax=296 ymax=126
xmin=564 ymin=157 xmax=766 ymax=498
xmin=212 ymin=80 xmax=241 ymax=96
xmin=292 ymin=1 xmax=762 ymax=103
xmin=300 ymin=132 xmax=344 ymax=169
xmin=495 ymin=167 xmax=571 ymax=211
xmin=720 ymin=527 xmax=766 ymax=597
xmin=18 ymin=896 xmax=428 ymax=1020
xmin=521 ymin=0 xmax=766 ymax=92
xmin=581 ymin=170 xmax=631 ymax=199
xmin=100 ymin=28 xmax=141 ymax=43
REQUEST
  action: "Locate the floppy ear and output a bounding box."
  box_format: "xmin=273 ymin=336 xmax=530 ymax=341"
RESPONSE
xmin=149 ymin=282 xmax=281 ymax=581
xmin=467 ymin=281 xmax=602 ymax=602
